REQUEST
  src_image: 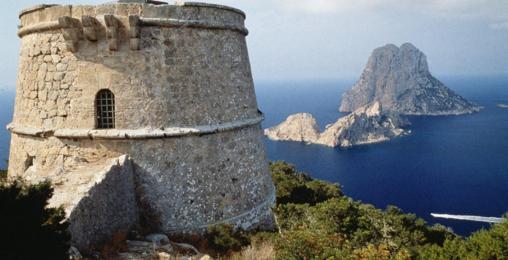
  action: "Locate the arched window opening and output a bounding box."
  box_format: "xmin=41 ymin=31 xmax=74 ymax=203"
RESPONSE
xmin=95 ymin=89 xmax=115 ymax=129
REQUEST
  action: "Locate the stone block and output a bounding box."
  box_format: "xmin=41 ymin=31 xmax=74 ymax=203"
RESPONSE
xmin=48 ymin=155 xmax=139 ymax=252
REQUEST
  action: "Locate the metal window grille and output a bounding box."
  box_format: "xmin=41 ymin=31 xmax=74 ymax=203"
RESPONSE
xmin=96 ymin=89 xmax=115 ymax=129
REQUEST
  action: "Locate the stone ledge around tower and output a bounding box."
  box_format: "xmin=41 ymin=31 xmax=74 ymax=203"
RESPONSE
xmin=165 ymin=190 xmax=276 ymax=232
xmin=118 ymin=0 xmax=168 ymax=5
xmin=183 ymin=2 xmax=246 ymax=18
xmin=17 ymin=2 xmax=249 ymax=52
xmin=18 ymin=2 xmax=245 ymax=19
xmin=7 ymin=115 xmax=264 ymax=139
xmin=18 ymin=2 xmax=247 ymax=28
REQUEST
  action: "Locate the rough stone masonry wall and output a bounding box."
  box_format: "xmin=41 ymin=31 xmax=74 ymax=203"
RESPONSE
xmin=13 ymin=3 xmax=256 ymax=130
xmin=14 ymin=32 xmax=77 ymax=129
xmin=9 ymin=2 xmax=275 ymax=235
xmin=8 ymin=123 xmax=275 ymax=233
xmin=129 ymin=124 xmax=275 ymax=232
xmin=46 ymin=155 xmax=139 ymax=251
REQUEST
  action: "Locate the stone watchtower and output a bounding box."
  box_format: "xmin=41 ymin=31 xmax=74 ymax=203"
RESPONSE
xmin=8 ymin=0 xmax=275 ymax=250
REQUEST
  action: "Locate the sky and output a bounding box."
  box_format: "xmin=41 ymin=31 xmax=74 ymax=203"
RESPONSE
xmin=0 ymin=0 xmax=507 ymax=88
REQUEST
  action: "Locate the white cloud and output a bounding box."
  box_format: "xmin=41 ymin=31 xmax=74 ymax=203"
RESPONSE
xmin=490 ymin=22 xmax=508 ymax=30
xmin=273 ymin=0 xmax=508 ymax=32
xmin=275 ymin=0 xmax=508 ymax=20
xmin=277 ymin=0 xmax=383 ymax=14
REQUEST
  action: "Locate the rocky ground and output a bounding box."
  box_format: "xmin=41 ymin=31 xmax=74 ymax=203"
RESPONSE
xmin=69 ymin=233 xmax=213 ymax=260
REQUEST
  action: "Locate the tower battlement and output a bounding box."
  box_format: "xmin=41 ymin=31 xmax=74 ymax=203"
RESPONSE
xmin=18 ymin=2 xmax=248 ymax=52
xmin=8 ymin=1 xmax=275 ymax=251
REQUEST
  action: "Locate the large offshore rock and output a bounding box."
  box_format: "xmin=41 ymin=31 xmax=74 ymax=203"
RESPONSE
xmin=265 ymin=102 xmax=409 ymax=147
xmin=340 ymin=43 xmax=481 ymax=115
xmin=264 ymin=113 xmax=320 ymax=143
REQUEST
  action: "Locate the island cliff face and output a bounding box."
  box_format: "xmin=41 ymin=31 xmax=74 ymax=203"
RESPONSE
xmin=340 ymin=43 xmax=481 ymax=115
xmin=265 ymin=102 xmax=409 ymax=147
xmin=262 ymin=113 xmax=320 ymax=143
xmin=316 ymin=102 xmax=409 ymax=147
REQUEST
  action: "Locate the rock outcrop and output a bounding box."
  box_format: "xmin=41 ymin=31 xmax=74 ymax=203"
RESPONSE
xmin=48 ymin=155 xmax=139 ymax=252
xmin=265 ymin=102 xmax=409 ymax=147
xmin=340 ymin=43 xmax=481 ymax=115
xmin=264 ymin=113 xmax=320 ymax=143
xmin=316 ymin=102 xmax=409 ymax=147
xmin=68 ymin=232 xmax=213 ymax=260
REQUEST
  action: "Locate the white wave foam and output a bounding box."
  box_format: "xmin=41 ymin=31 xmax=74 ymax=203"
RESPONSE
xmin=431 ymin=213 xmax=504 ymax=223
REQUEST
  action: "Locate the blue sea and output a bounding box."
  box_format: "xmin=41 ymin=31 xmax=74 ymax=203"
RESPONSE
xmin=0 ymin=76 xmax=507 ymax=235
xmin=0 ymin=89 xmax=14 ymax=169
xmin=257 ymin=76 xmax=508 ymax=236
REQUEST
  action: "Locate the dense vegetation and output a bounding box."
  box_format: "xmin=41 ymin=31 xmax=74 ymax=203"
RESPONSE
xmin=1 ymin=161 xmax=507 ymax=259
xmin=209 ymin=161 xmax=508 ymax=259
xmin=0 ymin=176 xmax=70 ymax=259
xmin=270 ymin=161 xmax=508 ymax=259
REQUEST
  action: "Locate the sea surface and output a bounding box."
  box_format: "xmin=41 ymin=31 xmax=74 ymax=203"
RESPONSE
xmin=257 ymin=76 xmax=508 ymax=236
xmin=0 ymin=89 xmax=14 ymax=170
xmin=0 ymin=76 xmax=507 ymax=235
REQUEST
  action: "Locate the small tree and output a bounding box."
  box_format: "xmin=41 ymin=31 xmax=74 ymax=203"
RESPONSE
xmin=0 ymin=179 xmax=70 ymax=259
xmin=270 ymin=161 xmax=342 ymax=205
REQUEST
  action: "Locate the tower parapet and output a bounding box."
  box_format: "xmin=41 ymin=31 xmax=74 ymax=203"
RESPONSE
xmin=9 ymin=1 xmax=275 ymax=250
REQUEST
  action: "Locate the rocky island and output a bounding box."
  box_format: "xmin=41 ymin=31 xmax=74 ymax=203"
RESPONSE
xmin=340 ymin=43 xmax=481 ymax=115
xmin=262 ymin=113 xmax=320 ymax=144
xmin=265 ymin=102 xmax=410 ymax=147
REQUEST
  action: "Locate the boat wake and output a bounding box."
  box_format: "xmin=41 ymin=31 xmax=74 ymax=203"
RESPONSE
xmin=431 ymin=213 xmax=503 ymax=223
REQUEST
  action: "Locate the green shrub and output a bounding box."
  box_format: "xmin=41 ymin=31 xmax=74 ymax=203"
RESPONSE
xmin=418 ymin=238 xmax=468 ymax=260
xmin=269 ymin=161 xmax=472 ymax=259
xmin=465 ymin=218 xmax=508 ymax=259
xmin=270 ymin=161 xmax=342 ymax=205
xmin=200 ymin=161 xmax=508 ymax=259
xmin=275 ymin=229 xmax=350 ymax=260
xmin=205 ymin=224 xmax=250 ymax=255
xmin=0 ymin=180 xmax=70 ymax=259
xmin=418 ymin=217 xmax=508 ymax=259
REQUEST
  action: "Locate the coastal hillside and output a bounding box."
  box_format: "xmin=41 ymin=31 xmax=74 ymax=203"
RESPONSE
xmin=227 ymin=161 xmax=508 ymax=259
xmin=2 ymin=162 xmax=507 ymax=259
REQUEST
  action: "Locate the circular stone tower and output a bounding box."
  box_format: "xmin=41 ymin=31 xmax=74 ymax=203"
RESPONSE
xmin=9 ymin=0 xmax=275 ymax=233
